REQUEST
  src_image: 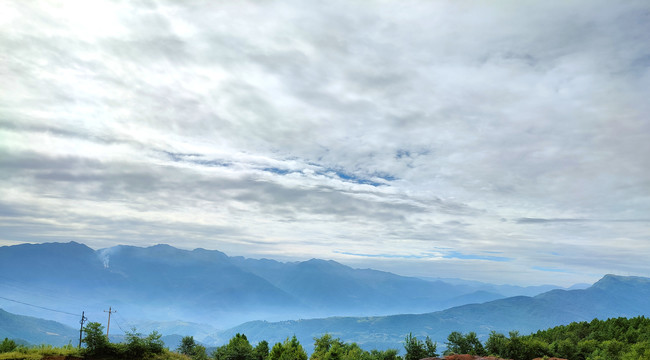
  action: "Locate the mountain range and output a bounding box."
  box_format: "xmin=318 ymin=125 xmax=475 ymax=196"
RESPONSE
xmin=216 ymin=274 xmax=650 ymax=352
xmin=2 ymin=274 xmax=649 ymax=353
xmin=0 ymin=242 xmax=565 ymax=329
xmin=1 ymin=242 xmax=648 ymax=353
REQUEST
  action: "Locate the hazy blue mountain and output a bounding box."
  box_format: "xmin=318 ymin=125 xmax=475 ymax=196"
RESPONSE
xmin=1 ymin=241 xmax=645 ymax=354
xmin=216 ymin=275 xmax=650 ymax=353
xmin=420 ymin=276 xmax=564 ymax=297
xmin=440 ymin=290 xmax=505 ymax=308
xmin=1 ymin=241 xmax=569 ymax=332
xmin=0 ymin=308 xmax=78 ymax=346
xmin=229 ymin=257 xmax=472 ymax=315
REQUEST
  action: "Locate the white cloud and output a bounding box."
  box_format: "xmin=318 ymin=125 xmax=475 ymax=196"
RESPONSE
xmin=0 ymin=0 xmax=649 ymax=285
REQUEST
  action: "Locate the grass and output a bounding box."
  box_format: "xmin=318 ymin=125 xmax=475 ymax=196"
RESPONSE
xmin=0 ymin=344 xmax=81 ymax=360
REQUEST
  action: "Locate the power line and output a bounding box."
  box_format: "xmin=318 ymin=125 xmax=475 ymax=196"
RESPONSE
xmin=0 ymin=295 xmax=79 ymax=317
xmin=0 ymin=275 xmax=80 ymax=302
xmin=112 ymin=314 xmax=129 ymax=334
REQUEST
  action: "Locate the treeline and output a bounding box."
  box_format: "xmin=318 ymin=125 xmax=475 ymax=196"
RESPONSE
xmin=78 ymin=322 xmax=182 ymax=360
xmin=2 ymin=317 xmax=649 ymax=360
xmin=182 ymin=333 xmax=403 ymax=360
xmin=443 ymin=316 xmax=650 ymax=360
xmin=184 ymin=317 xmax=650 ymax=360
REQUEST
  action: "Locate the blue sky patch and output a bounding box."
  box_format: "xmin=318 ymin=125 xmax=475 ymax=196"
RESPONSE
xmin=334 ymin=251 xmax=430 ymax=259
xmin=443 ymin=251 xmax=512 ymax=262
xmin=532 ymin=266 xmax=572 ymax=273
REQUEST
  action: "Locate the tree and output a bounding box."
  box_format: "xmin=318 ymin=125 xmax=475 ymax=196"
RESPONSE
xmin=425 ymin=336 xmax=439 ymax=357
xmin=82 ymin=322 xmax=109 ymax=355
xmin=179 ymin=336 xmax=208 ymax=360
xmin=312 ymin=334 xmax=341 ymax=360
xmin=312 ymin=334 xmax=336 ymax=359
xmin=214 ymin=334 xmax=254 ymax=360
xmin=444 ymin=331 xmax=485 ymax=356
xmin=0 ymin=338 xmax=17 ymax=353
xmin=269 ymin=336 xmax=307 ymax=360
xmin=464 ymin=332 xmax=486 ymax=356
xmin=123 ymin=328 xmax=165 ymax=360
xmin=485 ymin=331 xmax=508 ymax=357
xmin=179 ymin=336 xmax=198 ymax=356
xmin=505 ymin=331 xmax=525 ymax=360
xmin=145 ymin=330 xmax=165 ymax=354
xmin=369 ymin=349 xmax=400 ymax=360
xmin=226 ymin=333 xmax=254 ymax=360
xmin=404 ymin=333 xmax=438 ymax=360
xmin=253 ymin=340 xmax=269 ymax=360
xmin=445 ymin=332 xmax=467 ymax=355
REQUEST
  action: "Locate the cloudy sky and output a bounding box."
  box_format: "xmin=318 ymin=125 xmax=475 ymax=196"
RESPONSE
xmin=1 ymin=0 xmax=649 ymax=286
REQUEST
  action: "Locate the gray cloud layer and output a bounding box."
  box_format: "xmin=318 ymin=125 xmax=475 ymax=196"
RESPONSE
xmin=1 ymin=0 xmax=649 ymax=285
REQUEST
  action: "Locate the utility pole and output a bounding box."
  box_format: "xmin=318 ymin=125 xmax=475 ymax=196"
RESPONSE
xmin=78 ymin=311 xmax=87 ymax=349
xmin=104 ymin=307 xmax=116 ymax=338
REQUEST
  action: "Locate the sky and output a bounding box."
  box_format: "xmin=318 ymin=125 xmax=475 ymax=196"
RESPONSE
xmin=1 ymin=0 xmax=649 ymax=286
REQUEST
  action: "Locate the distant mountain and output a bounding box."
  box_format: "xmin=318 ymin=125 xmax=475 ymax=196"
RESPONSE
xmin=420 ymin=277 xmax=564 ymax=297
xmin=216 ymin=275 xmax=650 ymax=353
xmin=0 ymin=241 xmax=565 ymax=333
xmin=0 ymin=308 xmax=77 ymax=346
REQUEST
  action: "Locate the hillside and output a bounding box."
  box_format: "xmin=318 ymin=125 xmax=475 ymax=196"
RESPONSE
xmin=217 ymin=275 xmax=650 ymax=353
xmin=0 ymin=308 xmax=77 ymax=346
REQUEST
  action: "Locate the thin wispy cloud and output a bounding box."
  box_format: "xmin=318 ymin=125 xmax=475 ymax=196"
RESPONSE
xmin=1 ymin=0 xmax=649 ymax=285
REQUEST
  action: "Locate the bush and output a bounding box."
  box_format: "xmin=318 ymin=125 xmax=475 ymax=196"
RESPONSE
xmin=0 ymin=339 xmax=17 ymax=353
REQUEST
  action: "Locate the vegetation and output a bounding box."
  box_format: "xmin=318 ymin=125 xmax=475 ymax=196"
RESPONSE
xmin=81 ymin=322 xmax=172 ymax=360
xmin=311 ymin=333 xmax=400 ymax=360
xmin=444 ymin=331 xmax=485 ymax=356
xmin=0 ymin=342 xmax=80 ymax=360
xmin=0 ymin=339 xmax=17 ymax=354
xmin=268 ymin=336 xmax=307 ymax=360
xmin=452 ymin=316 xmax=650 ymax=360
xmin=404 ymin=333 xmax=438 ymax=360
xmin=3 ymin=316 xmax=650 ymax=360
xmin=213 ymin=333 xmax=257 ymax=360
xmin=178 ymin=336 xmax=208 ymax=360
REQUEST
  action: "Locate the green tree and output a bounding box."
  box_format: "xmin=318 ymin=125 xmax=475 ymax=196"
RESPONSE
xmin=193 ymin=344 xmax=209 ymax=360
xmin=404 ymin=333 xmax=437 ymax=360
xmin=179 ymin=335 xmax=208 ymax=360
xmin=179 ymin=336 xmax=199 ymax=356
xmin=269 ymin=336 xmax=307 ymax=360
xmin=445 ymin=331 xmax=468 ymax=355
xmin=551 ymin=338 xmax=577 ymax=360
xmin=505 ymin=331 xmax=525 ymax=360
xmin=253 ymin=340 xmax=269 ymax=360
xmin=312 ymin=334 xmax=337 ymax=360
xmin=146 ymin=330 xmax=165 ymax=354
xmin=445 ymin=331 xmax=484 ymax=356
xmin=82 ymin=322 xmax=109 ymax=355
xmin=0 ymin=338 xmax=18 ymax=353
xmin=122 ymin=328 xmax=165 ymax=360
xmin=226 ymin=333 xmax=254 ymax=360
xmin=467 ymin=332 xmax=486 ymax=356
xmin=214 ymin=334 xmax=254 ymax=360
xmin=521 ymin=338 xmax=550 ymax=360
xmin=0 ymin=338 xmax=17 ymax=353
xmin=425 ymin=336 xmax=439 ymax=358
xmin=369 ymin=349 xmax=400 ymax=360
xmin=485 ymin=331 xmax=508 ymax=357
xmin=214 ymin=345 xmax=228 ymax=360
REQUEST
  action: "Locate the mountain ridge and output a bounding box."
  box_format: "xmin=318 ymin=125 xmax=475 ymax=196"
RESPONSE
xmin=216 ymin=274 xmax=650 ymax=352
xmin=0 ymin=241 xmax=575 ymax=330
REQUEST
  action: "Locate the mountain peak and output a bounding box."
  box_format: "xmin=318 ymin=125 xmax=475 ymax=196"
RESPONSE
xmin=591 ymin=274 xmax=650 ymax=290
